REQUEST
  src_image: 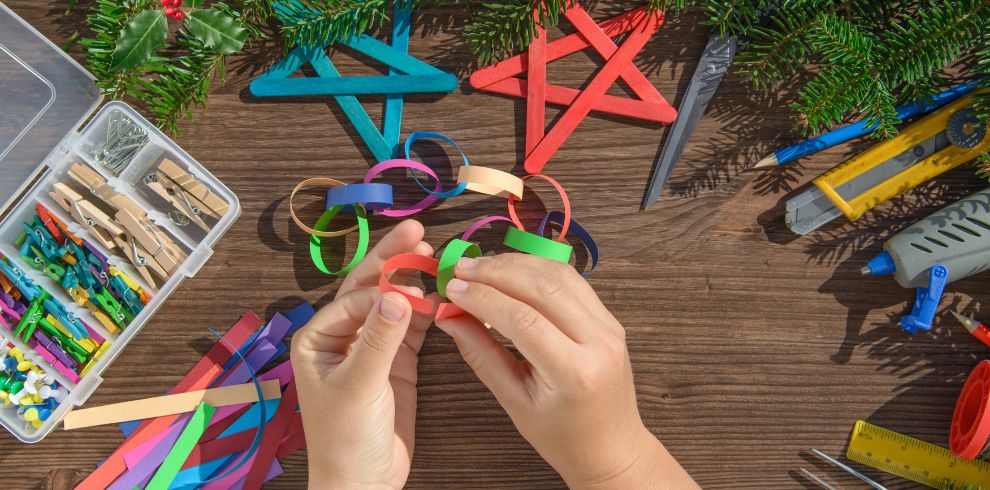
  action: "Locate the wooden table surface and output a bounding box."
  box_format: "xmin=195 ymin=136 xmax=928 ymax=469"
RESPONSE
xmin=4 ymin=2 xmax=986 ymax=488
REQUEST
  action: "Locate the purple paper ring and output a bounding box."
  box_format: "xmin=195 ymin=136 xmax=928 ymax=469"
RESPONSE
xmin=461 ymin=216 xmax=514 ymax=241
xmin=365 ymin=159 xmax=441 ymax=217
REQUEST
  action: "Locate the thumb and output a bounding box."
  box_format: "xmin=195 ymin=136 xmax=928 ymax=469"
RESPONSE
xmin=343 ymin=292 xmax=413 ymax=383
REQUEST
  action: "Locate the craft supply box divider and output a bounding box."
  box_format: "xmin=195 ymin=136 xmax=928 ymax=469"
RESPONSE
xmin=0 ymin=4 xmax=240 ymax=442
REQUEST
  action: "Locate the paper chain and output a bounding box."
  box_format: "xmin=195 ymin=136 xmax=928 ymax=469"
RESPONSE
xmin=289 ymin=132 xmax=600 ymax=318
xmin=469 ymin=4 xmax=676 ymax=174
xmin=251 ymin=2 xmax=458 ymax=162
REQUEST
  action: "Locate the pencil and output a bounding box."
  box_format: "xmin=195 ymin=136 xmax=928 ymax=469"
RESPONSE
xmin=751 ymin=80 xmax=981 ymax=170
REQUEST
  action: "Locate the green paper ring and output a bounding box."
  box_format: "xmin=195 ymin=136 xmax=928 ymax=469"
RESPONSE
xmin=437 ymin=239 xmax=482 ymax=298
xmin=310 ymin=205 xmax=370 ymax=276
xmin=503 ymin=227 xmax=572 ymax=263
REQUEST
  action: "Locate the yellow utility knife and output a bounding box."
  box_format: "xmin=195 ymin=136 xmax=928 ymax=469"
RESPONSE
xmin=786 ymin=92 xmax=990 ymax=235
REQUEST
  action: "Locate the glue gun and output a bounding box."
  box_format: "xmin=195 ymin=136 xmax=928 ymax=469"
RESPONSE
xmin=861 ymin=187 xmax=990 ymax=333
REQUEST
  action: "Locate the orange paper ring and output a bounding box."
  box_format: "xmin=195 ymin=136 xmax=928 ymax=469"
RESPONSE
xmin=456 ymin=166 xmax=525 ymax=199
xmin=290 ymin=178 xmax=362 ymax=237
xmin=379 ymin=253 xmax=466 ymax=319
xmin=507 ymin=174 xmax=571 ymax=241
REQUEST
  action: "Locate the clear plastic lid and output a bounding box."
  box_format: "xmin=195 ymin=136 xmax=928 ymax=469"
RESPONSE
xmin=0 ymin=3 xmax=102 ymax=214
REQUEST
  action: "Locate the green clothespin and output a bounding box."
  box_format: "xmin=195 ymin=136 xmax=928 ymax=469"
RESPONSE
xmin=90 ymin=288 xmax=130 ymax=330
xmin=37 ymin=318 xmax=87 ymax=364
xmin=14 ymin=292 xmax=47 ymax=343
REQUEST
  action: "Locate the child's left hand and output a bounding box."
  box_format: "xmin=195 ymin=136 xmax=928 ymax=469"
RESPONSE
xmin=291 ymin=220 xmax=435 ymax=488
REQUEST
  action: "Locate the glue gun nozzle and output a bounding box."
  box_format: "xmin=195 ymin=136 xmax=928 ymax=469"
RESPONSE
xmin=859 ymin=265 xmax=872 ymax=276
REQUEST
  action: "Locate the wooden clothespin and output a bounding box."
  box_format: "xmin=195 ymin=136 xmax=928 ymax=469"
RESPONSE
xmin=49 ymin=183 xmax=123 ymax=251
xmin=157 ymin=159 xmax=229 ymax=217
xmin=144 ymin=174 xmax=211 ymax=231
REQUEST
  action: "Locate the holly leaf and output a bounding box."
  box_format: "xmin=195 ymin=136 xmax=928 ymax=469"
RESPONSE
xmin=184 ymin=7 xmax=248 ymax=54
xmin=187 ymin=0 xmax=206 ymax=8
xmin=111 ymin=9 xmax=168 ymax=71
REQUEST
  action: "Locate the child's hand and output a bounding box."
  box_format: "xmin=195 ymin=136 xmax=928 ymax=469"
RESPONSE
xmin=435 ymin=254 xmax=698 ymax=489
xmin=291 ymin=220 xmax=434 ymax=489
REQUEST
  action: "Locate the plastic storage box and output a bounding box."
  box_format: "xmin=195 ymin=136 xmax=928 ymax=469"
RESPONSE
xmin=0 ymin=4 xmax=240 ymax=442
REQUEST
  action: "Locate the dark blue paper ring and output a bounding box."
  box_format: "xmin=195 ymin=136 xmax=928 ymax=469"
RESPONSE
xmin=403 ymin=131 xmax=469 ymax=199
xmin=325 ymin=183 xmax=394 ymax=212
xmin=537 ymin=211 xmax=599 ymax=277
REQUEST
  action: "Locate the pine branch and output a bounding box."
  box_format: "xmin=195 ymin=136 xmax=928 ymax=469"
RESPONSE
xmin=276 ymin=0 xmax=401 ymax=47
xmin=878 ymin=0 xmax=990 ymax=85
xmin=701 ymin=0 xmax=762 ymax=37
xmin=733 ymin=0 xmax=834 ymax=89
xmin=138 ymin=33 xmax=227 ymax=134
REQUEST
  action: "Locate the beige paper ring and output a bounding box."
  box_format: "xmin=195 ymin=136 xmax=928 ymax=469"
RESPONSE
xmin=290 ymin=177 xmax=365 ymax=237
xmin=456 ymin=166 xmax=525 ymax=200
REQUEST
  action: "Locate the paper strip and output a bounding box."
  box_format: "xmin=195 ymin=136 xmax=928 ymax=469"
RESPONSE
xmin=146 ymin=402 xmax=217 ymax=490
xmin=77 ymin=311 xmax=261 ymax=490
xmin=537 ymin=211 xmax=599 ymax=276
xmin=379 ymin=253 xmax=465 ymax=319
xmin=325 ymin=183 xmax=394 ymax=209
xmin=437 ymin=240 xmax=482 ymax=298
xmin=507 ymin=174 xmax=571 ymax=240
xmin=457 ymin=166 xmax=525 ymax=199
xmin=107 ymin=416 xmax=188 ymax=490
xmin=364 ymin=159 xmax=442 ymax=217
xmin=309 ymin=205 xmax=369 ymax=276
xmin=403 ymin=131 xmax=470 ymax=198
xmin=290 ymin=178 xmax=364 ymax=237
xmin=503 ymin=227 xmax=573 ymax=263
xmin=64 ymin=380 xmax=281 ymax=430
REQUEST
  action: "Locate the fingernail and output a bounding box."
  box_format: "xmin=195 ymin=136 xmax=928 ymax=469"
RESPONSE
xmin=380 ymin=295 xmax=406 ymax=322
xmin=457 ymin=257 xmax=480 ymax=270
xmin=446 ymin=278 xmax=469 ymax=293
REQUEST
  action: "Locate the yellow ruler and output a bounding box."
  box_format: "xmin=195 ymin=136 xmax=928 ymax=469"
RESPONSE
xmin=847 ymin=420 xmax=990 ymax=489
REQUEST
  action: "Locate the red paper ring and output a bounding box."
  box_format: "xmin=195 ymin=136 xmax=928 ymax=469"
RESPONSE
xmin=379 ymin=253 xmax=466 ymax=319
xmin=507 ymin=174 xmax=571 ymax=241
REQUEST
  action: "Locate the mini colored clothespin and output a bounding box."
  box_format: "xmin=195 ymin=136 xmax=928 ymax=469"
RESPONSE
xmin=15 ymin=294 xmax=46 ymax=343
xmin=109 ymin=266 xmax=150 ymax=304
xmin=43 ymin=299 xmax=88 ymax=341
xmin=901 ymin=264 xmax=948 ymax=334
xmin=109 ymin=276 xmax=143 ymax=316
xmin=89 ymin=287 xmax=129 ymax=331
xmin=0 ymin=259 xmax=41 ymax=301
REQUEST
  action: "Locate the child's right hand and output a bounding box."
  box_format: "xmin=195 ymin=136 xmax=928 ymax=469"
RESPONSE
xmin=435 ymin=254 xmax=698 ymax=489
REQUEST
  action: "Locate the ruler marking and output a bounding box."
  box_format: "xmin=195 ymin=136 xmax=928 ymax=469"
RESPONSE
xmin=847 ymin=421 xmax=990 ymax=489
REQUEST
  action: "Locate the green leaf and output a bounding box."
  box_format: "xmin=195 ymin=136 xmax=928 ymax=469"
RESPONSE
xmin=184 ymin=7 xmax=248 ymax=54
xmin=187 ymin=0 xmax=206 ymax=7
xmin=111 ymin=9 xmax=168 ymax=71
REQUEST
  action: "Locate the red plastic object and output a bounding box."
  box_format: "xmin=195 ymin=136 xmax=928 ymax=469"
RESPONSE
xmin=951 ymin=360 xmax=990 ymax=460
xmin=469 ymin=4 xmax=675 ymax=174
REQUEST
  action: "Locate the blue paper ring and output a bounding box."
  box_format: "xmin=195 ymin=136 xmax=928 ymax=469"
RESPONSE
xmin=326 ymin=183 xmax=394 ymax=211
xmin=403 ymin=131 xmax=469 ymax=199
xmin=537 ymin=211 xmax=599 ymax=277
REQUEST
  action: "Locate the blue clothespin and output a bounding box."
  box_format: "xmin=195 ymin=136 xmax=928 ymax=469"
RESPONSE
xmin=108 ymin=276 xmax=143 ymax=316
xmin=900 ymin=264 xmax=948 ymax=334
xmin=22 ymin=223 xmax=65 ymax=261
xmin=251 ymin=1 xmax=456 ymax=162
xmin=0 ymin=259 xmax=40 ymax=302
xmin=42 ymin=299 xmax=88 ymax=340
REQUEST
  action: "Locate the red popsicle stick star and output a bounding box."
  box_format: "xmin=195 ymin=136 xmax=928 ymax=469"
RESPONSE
xmin=469 ymin=5 xmax=676 ymax=174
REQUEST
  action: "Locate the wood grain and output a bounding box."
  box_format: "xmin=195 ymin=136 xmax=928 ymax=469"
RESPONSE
xmin=4 ymin=2 xmax=986 ymax=489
